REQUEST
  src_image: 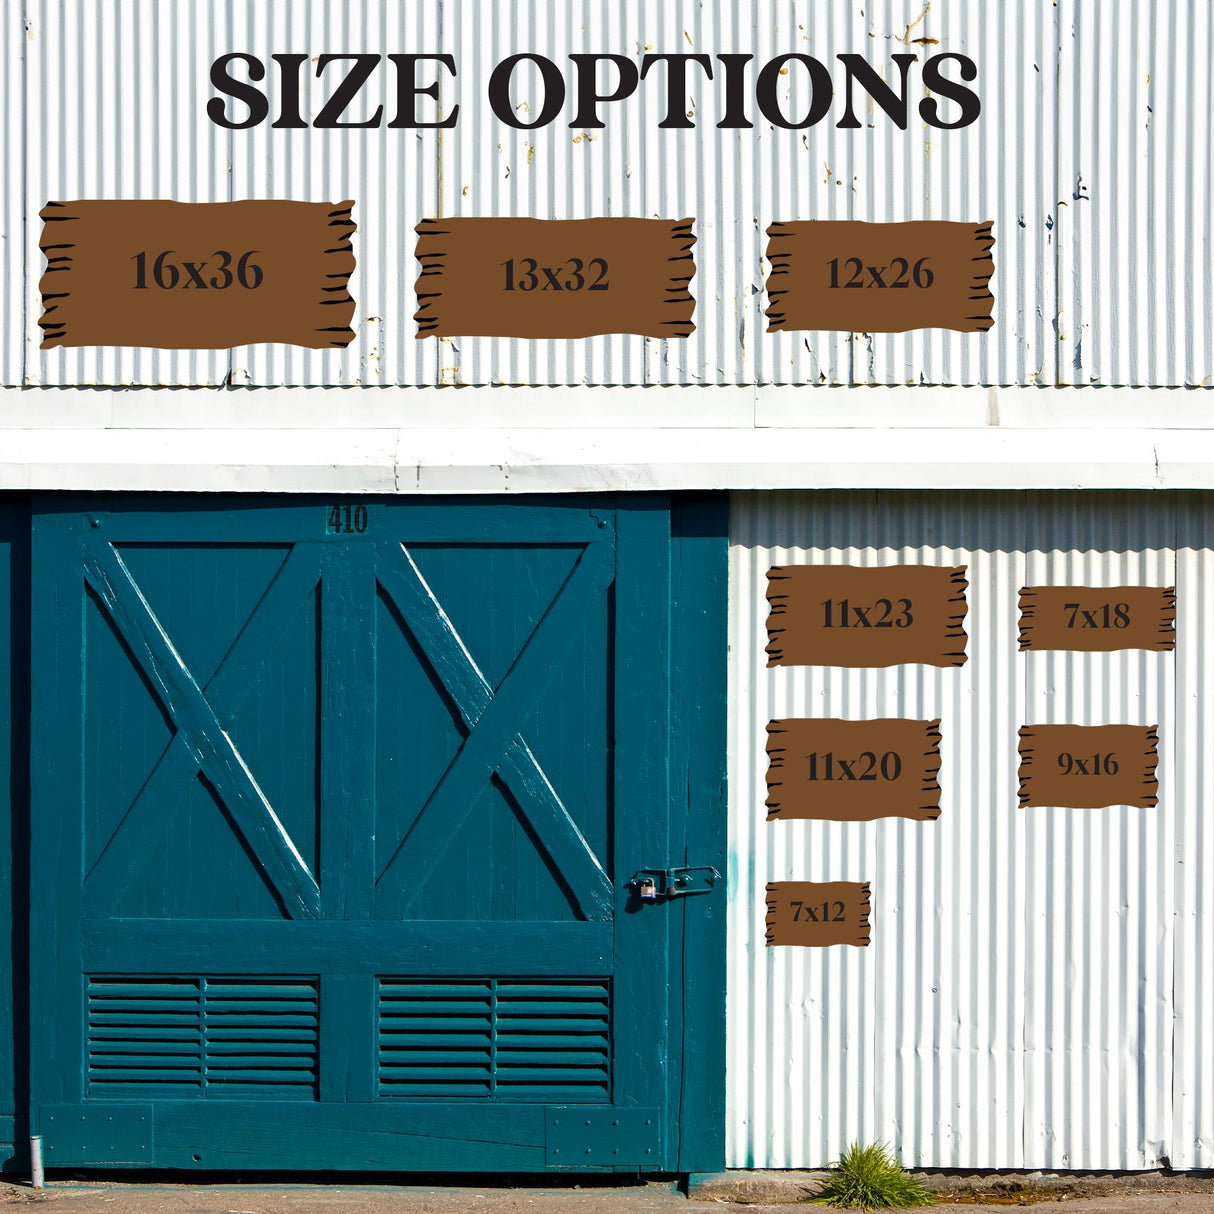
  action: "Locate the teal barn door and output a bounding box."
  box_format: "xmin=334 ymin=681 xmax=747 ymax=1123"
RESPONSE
xmin=29 ymin=494 xmax=725 ymax=1172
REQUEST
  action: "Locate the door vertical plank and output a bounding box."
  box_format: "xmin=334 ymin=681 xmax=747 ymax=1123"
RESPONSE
xmin=318 ymin=541 xmax=378 ymax=1103
xmin=0 ymin=497 xmax=30 ymax=1165
xmin=611 ymin=497 xmax=672 ymax=1167
xmin=320 ymin=543 xmax=377 ymax=920
xmin=319 ymin=973 xmax=377 ymax=1103
xmin=669 ymin=495 xmax=729 ymax=1173
xmin=30 ymin=507 xmax=87 ymax=1118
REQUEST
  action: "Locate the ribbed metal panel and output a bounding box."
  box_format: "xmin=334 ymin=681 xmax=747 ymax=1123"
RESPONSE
xmin=728 ymin=490 xmax=1210 ymax=1169
xmin=1174 ymin=497 xmax=1214 ymax=1169
xmin=1020 ymin=497 xmax=1175 ymax=1168
xmin=24 ymin=0 xmax=235 ymax=386
xmin=9 ymin=0 xmax=1213 ymax=387
xmin=1 ymin=6 xmax=21 ymax=387
xmin=1056 ymin=0 xmax=1214 ymax=387
xmin=225 ymin=0 xmax=440 ymax=389
xmin=856 ymin=1 xmax=1054 ymax=387
xmin=1 ymin=6 xmax=28 ymax=390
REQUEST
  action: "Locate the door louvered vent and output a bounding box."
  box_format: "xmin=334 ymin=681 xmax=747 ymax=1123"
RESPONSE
xmin=87 ymin=977 xmax=319 ymax=1099
xmin=378 ymin=979 xmax=610 ymax=1101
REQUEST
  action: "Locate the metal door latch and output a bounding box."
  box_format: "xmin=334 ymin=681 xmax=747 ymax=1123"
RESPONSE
xmin=627 ymin=866 xmax=719 ymax=901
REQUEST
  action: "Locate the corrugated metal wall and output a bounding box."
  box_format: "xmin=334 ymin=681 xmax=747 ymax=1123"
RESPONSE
xmin=23 ymin=0 xmax=234 ymax=387
xmin=728 ymin=490 xmax=1213 ymax=1170
xmin=2 ymin=8 xmax=23 ymax=388
xmin=5 ymin=0 xmax=1213 ymax=388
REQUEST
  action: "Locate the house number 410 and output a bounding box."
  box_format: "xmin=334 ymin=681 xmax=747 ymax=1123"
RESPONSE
xmin=327 ymin=504 xmax=369 ymax=534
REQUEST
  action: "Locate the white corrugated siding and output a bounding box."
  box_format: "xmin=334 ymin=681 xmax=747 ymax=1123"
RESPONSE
xmin=1056 ymin=0 xmax=1214 ymax=387
xmin=24 ymin=0 xmax=235 ymax=386
xmin=6 ymin=0 xmax=1213 ymax=387
xmin=1174 ymin=498 xmax=1214 ymax=1168
xmin=225 ymin=0 xmax=440 ymax=388
xmin=728 ymin=490 xmax=1212 ymax=1169
xmin=2 ymin=5 xmax=24 ymax=386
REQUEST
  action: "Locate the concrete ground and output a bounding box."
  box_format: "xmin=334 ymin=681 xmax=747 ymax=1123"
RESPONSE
xmin=2 ymin=1174 xmax=1214 ymax=1213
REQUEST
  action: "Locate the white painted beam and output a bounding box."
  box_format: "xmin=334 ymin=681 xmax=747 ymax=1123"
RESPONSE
xmin=1 ymin=423 xmax=1209 ymax=493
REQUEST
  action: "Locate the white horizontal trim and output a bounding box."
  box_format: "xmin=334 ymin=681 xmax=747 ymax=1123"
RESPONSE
xmin=1 ymin=385 xmax=1212 ymax=433
xmin=1 ymin=423 xmax=1212 ymax=493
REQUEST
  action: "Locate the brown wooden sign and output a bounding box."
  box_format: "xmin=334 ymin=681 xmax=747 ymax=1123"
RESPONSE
xmin=766 ymin=564 xmax=968 ymax=668
xmin=414 ymin=217 xmax=696 ymax=338
xmin=765 ymin=881 xmax=871 ymax=948
xmin=766 ymin=718 xmax=942 ymax=822
xmin=765 ymin=220 xmax=995 ymax=333
xmin=1018 ymin=724 xmax=1159 ymax=808
xmin=38 ymin=199 xmax=356 ymax=349
xmin=1018 ymin=586 xmax=1176 ymax=652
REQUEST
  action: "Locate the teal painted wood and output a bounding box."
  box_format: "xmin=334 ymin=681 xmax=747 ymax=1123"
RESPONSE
xmin=0 ymin=496 xmax=30 ymax=1171
xmin=373 ymin=541 xmax=616 ymax=921
xmin=611 ymin=499 xmax=672 ymax=1168
xmin=85 ymin=977 xmax=320 ymax=1099
xmin=80 ymin=541 xmax=322 ymax=921
xmin=29 ymin=493 xmax=727 ymax=1172
xmin=141 ymin=1102 xmax=557 ymax=1170
xmin=319 ymin=543 xmax=377 ymax=921
xmin=669 ymin=496 xmax=729 ymax=1173
xmin=378 ymin=979 xmax=611 ymax=1101
xmin=84 ymin=544 xmax=326 ymax=916
xmin=82 ymin=921 xmax=614 ymax=974
xmin=375 ymin=552 xmax=613 ymax=922
xmin=318 ymin=973 xmax=377 ymax=1104
xmin=31 ymin=501 xmax=86 ymax=1115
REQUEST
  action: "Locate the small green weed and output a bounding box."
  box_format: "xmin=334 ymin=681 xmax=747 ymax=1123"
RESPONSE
xmin=812 ymin=1141 xmax=935 ymax=1210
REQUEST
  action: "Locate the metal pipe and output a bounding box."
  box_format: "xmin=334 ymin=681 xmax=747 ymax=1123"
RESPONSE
xmin=29 ymin=1135 xmax=43 ymax=1190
